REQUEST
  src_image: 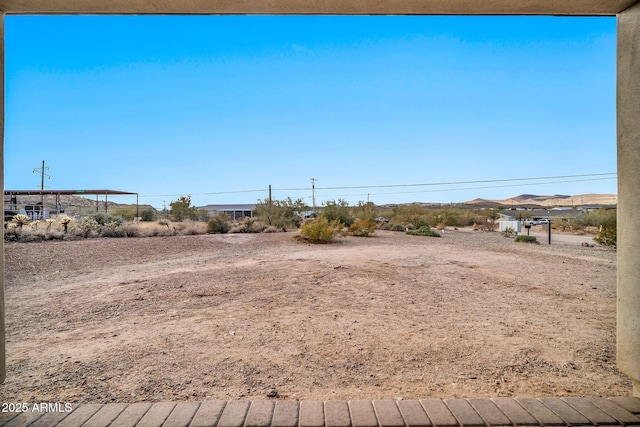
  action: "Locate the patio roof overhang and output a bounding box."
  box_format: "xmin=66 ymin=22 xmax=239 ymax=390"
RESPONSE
xmin=0 ymin=0 xmax=637 ymax=16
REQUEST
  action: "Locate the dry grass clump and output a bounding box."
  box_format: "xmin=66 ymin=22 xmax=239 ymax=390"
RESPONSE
xmin=4 ymin=213 xmax=290 ymax=243
xmin=4 ymin=216 xmax=211 ymax=242
xmin=229 ymin=217 xmax=268 ymax=234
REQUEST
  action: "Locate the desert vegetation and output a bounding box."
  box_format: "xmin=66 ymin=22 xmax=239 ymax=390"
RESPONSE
xmin=4 ymin=196 xmax=616 ymax=247
xmin=515 ymin=235 xmax=539 ymax=244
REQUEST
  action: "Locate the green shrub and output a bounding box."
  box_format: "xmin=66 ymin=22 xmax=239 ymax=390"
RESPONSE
xmin=406 ymin=225 xmax=441 ymax=237
xmin=109 ymin=206 xmax=136 ymax=220
xmin=170 ymin=196 xmax=198 ymax=222
xmin=89 ymin=212 xmax=124 ymax=226
xmin=594 ymin=224 xmax=616 ymax=247
xmin=414 ymin=219 xmax=431 ymax=229
xmin=253 ymin=197 xmax=307 ymax=230
xmin=389 ymin=223 xmax=405 ymax=232
xmin=140 ymin=209 xmax=156 ymax=222
xmin=390 ymin=205 xmax=501 ymax=228
xmin=576 ymin=208 xmax=616 ymax=229
xmin=207 ymin=216 xmax=230 ymax=234
xmin=298 ymin=217 xmax=341 ymax=243
xmin=321 ymin=199 xmax=353 ymax=227
xmin=349 ymin=218 xmax=377 ymax=237
xmin=515 ymin=235 xmax=539 ymax=244
xmin=353 ymin=201 xmax=379 ymax=222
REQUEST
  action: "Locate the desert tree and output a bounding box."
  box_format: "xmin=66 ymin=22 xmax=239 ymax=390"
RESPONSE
xmin=321 ymin=199 xmax=353 ymax=227
xmin=352 ymin=201 xmax=379 ymax=221
xmin=253 ymin=197 xmax=307 ymax=230
xmin=170 ymin=196 xmax=198 ymax=222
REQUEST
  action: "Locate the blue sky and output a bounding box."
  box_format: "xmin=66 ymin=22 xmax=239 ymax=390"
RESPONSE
xmin=4 ymin=15 xmax=617 ymax=208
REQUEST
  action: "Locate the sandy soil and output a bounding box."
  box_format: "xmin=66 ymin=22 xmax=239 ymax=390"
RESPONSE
xmin=1 ymin=228 xmax=632 ymax=404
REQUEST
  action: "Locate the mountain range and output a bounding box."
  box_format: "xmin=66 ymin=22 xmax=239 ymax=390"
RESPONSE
xmin=466 ymin=193 xmax=617 ymax=207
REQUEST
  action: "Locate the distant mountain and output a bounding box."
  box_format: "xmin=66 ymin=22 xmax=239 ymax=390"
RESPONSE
xmin=472 ymin=193 xmax=617 ymax=207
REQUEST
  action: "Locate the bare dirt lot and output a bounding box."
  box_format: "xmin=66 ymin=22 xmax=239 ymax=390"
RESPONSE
xmin=1 ymin=228 xmax=632 ymax=403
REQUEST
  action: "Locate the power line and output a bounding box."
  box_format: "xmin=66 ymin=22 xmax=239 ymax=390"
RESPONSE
xmin=140 ymin=172 xmax=616 ymax=199
xmin=313 ymin=176 xmax=618 ymax=200
xmin=310 ymin=172 xmax=617 ymax=191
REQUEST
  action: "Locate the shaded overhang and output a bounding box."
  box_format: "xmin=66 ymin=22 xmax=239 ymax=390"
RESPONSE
xmin=0 ymin=0 xmax=638 ymax=16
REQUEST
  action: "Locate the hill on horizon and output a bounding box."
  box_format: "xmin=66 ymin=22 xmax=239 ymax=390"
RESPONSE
xmin=481 ymin=193 xmax=617 ymax=207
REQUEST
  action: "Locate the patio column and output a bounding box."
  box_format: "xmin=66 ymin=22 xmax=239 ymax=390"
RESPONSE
xmin=0 ymin=12 xmax=5 ymax=384
xmin=617 ymin=0 xmax=640 ymax=397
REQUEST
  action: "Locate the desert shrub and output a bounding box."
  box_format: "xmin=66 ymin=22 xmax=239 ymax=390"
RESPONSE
xmin=406 ymin=225 xmax=441 ymax=237
xmin=253 ymin=197 xmax=307 ymax=230
xmin=389 ymin=223 xmax=405 ymax=232
xmin=390 ymin=205 xmax=501 ymax=228
xmin=4 ymin=227 xmax=18 ymax=241
xmin=207 ymin=215 xmax=230 ymax=234
xmin=100 ymin=223 xmax=126 ymax=238
xmin=263 ymin=225 xmax=279 ymax=233
xmin=349 ymin=218 xmax=377 ymax=237
xmin=574 ymin=209 xmax=617 ymax=246
xmin=174 ymin=220 xmax=207 ymax=235
xmin=391 ymin=204 xmax=429 ymax=227
xmin=78 ymin=217 xmax=100 ymax=238
xmin=229 ymin=217 xmax=266 ymax=233
xmin=477 ymin=220 xmax=498 ymax=232
xmin=140 ymin=209 xmax=156 ymax=222
xmin=60 ymin=217 xmax=72 ymax=233
xmin=414 ymin=218 xmax=430 ymax=229
xmin=298 ymin=217 xmax=341 ymax=243
xmin=353 ymin=201 xmax=379 ymax=222
xmin=196 ymin=209 xmax=211 ymax=222
xmin=502 ymin=227 xmax=517 ymax=237
xmin=88 ymin=212 xmax=124 ymax=226
xmin=594 ymin=224 xmax=616 ymax=247
xmin=12 ymin=214 xmax=30 ymax=229
xmin=109 ymin=206 xmax=137 ymax=220
xmin=321 ymin=199 xmax=353 ymax=227
xmin=170 ymin=196 xmax=198 ymax=222
xmin=515 ymin=235 xmax=539 ymax=244
xmin=4 ymin=227 xmax=44 ymax=242
xmin=576 ymin=208 xmax=616 ymax=229
xmin=44 ymin=231 xmax=65 ymax=241
xmin=134 ymin=221 xmax=174 ymax=237
xmin=120 ymin=223 xmax=140 ymax=237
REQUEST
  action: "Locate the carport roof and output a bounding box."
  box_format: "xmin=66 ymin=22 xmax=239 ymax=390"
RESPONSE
xmin=0 ymin=0 xmax=637 ymax=15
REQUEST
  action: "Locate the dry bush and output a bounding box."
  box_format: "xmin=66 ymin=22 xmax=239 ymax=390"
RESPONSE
xmin=348 ymin=218 xmax=377 ymax=237
xmin=297 ymin=217 xmax=341 ymax=243
xmin=229 ymin=218 xmax=267 ymax=234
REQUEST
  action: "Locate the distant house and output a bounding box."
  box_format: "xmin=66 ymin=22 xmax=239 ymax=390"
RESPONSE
xmin=198 ymin=204 xmax=255 ymax=220
xmin=500 ymin=208 xmax=584 ymax=224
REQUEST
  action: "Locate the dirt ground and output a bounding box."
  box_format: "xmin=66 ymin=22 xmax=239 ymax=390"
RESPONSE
xmin=1 ymin=227 xmax=632 ymax=404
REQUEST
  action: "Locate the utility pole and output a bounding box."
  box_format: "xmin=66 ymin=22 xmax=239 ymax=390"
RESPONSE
xmin=310 ymin=178 xmax=317 ymax=211
xmin=32 ymin=160 xmax=50 ymax=219
xmin=269 ymin=185 xmax=272 ymax=207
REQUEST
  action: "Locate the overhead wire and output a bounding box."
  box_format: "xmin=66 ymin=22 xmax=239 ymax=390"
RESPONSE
xmin=140 ymin=172 xmax=616 ymax=199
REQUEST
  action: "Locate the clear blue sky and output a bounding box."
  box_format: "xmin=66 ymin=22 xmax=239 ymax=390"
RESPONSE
xmin=4 ymin=15 xmax=617 ymax=208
